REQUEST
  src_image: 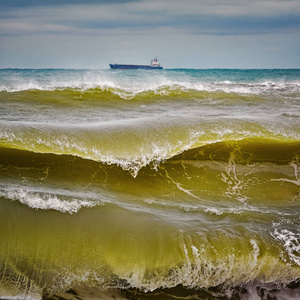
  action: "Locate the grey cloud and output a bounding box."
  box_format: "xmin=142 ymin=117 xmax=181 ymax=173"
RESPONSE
xmin=1 ymin=0 xmax=300 ymax=37
xmin=0 ymin=0 xmax=139 ymax=9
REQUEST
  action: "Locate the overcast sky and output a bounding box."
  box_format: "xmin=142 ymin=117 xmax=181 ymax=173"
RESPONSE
xmin=1 ymin=0 xmax=300 ymax=69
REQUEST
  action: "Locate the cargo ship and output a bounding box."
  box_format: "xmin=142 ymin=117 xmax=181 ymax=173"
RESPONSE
xmin=109 ymin=58 xmax=163 ymax=69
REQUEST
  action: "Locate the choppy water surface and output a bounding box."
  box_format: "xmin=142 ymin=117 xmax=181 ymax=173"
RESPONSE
xmin=0 ymin=69 xmax=299 ymax=299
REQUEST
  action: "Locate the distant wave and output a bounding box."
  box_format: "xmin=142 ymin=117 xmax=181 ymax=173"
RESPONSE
xmin=1 ymin=81 xmax=300 ymax=100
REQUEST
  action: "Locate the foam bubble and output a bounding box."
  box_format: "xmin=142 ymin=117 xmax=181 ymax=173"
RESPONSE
xmin=250 ymin=239 xmax=260 ymax=267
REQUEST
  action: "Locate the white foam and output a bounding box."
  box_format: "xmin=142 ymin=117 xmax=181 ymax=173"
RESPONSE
xmin=0 ymin=70 xmax=118 ymax=93
xmin=2 ymin=70 xmax=300 ymax=100
xmin=0 ymin=295 xmax=41 ymax=300
xmin=221 ymin=151 xmax=248 ymax=203
xmin=0 ymin=187 xmax=97 ymax=214
xmin=271 ymin=228 xmax=300 ymax=266
xmin=250 ymin=239 xmax=260 ymax=267
xmin=271 ymin=161 xmax=300 ymax=186
xmin=240 ymin=281 xmax=300 ymax=300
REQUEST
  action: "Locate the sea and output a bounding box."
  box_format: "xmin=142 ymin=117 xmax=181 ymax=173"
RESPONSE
xmin=0 ymin=68 xmax=299 ymax=300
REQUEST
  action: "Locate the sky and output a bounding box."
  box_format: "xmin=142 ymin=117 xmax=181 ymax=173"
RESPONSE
xmin=0 ymin=0 xmax=300 ymax=69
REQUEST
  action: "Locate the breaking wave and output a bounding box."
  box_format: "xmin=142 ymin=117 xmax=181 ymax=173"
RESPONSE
xmin=1 ymin=68 xmax=300 ymax=101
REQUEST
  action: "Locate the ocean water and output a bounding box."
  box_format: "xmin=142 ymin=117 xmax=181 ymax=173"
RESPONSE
xmin=0 ymin=68 xmax=299 ymax=300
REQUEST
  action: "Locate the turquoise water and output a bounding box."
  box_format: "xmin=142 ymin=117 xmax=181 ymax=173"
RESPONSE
xmin=0 ymin=69 xmax=300 ymax=299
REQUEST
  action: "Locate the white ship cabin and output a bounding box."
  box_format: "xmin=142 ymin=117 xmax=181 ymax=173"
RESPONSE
xmin=151 ymin=58 xmax=161 ymax=67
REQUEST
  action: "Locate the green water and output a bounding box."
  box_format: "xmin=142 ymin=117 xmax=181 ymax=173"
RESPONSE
xmin=0 ymin=69 xmax=299 ymax=299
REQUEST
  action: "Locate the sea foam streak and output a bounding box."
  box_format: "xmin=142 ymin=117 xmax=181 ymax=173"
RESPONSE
xmin=0 ymin=186 xmax=97 ymax=213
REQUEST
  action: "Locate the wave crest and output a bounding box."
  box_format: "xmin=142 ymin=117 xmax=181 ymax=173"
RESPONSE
xmin=0 ymin=186 xmax=97 ymax=213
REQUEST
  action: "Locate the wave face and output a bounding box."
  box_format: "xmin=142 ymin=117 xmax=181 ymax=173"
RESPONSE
xmin=0 ymin=68 xmax=300 ymax=299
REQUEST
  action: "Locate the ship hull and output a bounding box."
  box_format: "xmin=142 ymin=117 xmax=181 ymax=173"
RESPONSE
xmin=109 ymin=64 xmax=163 ymax=70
